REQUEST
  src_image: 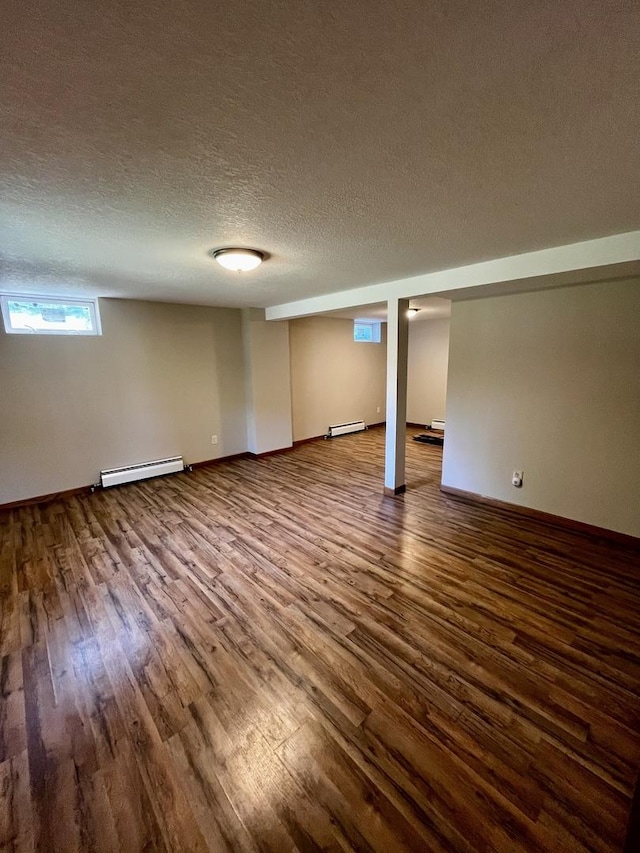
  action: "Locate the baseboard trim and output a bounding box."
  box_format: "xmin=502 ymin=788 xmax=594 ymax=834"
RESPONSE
xmin=293 ymin=435 xmax=325 ymax=447
xmin=249 ymin=446 xmax=294 ymax=459
xmin=190 ymin=452 xmax=251 ymax=470
xmin=0 ymin=485 xmax=94 ymax=511
xmin=440 ymin=485 xmax=640 ymax=549
xmin=293 ymin=421 xmax=387 ymax=446
xmin=406 ymin=421 xmax=427 ymax=429
xmin=384 ymin=484 xmax=406 ymax=496
xmin=1 ymin=451 xmax=252 ymax=511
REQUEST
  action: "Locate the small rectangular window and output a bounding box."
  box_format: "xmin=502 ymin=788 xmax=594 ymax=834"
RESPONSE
xmin=354 ymin=321 xmax=381 ymax=343
xmin=1 ymin=294 xmax=102 ymax=336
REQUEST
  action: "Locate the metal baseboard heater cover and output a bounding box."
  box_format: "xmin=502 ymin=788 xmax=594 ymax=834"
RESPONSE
xmin=99 ymin=455 xmax=186 ymax=488
xmin=325 ymin=420 xmax=367 ymax=438
xmin=430 ymin=419 xmax=446 ymax=432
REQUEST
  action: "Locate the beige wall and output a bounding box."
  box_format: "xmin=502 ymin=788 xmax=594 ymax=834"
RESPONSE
xmin=407 ymin=317 xmax=450 ymax=426
xmin=242 ymin=309 xmax=293 ymax=455
xmin=0 ymin=298 xmax=247 ymax=503
xmin=289 ymin=317 xmax=387 ymax=442
xmin=442 ymin=280 xmax=640 ymax=537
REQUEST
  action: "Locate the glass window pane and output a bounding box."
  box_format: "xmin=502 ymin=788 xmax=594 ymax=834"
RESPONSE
xmin=353 ymin=321 xmax=381 ymax=343
xmin=1 ymin=295 xmax=100 ymax=335
xmin=7 ymin=300 xmax=92 ymax=332
xmin=354 ymin=323 xmax=373 ymax=342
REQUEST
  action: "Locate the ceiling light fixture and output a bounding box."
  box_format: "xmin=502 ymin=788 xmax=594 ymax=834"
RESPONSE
xmin=210 ymin=247 xmax=265 ymax=272
xmin=407 ymin=308 xmax=420 ymax=318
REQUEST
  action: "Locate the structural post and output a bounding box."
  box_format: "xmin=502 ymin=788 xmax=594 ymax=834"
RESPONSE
xmin=384 ymin=298 xmax=409 ymax=495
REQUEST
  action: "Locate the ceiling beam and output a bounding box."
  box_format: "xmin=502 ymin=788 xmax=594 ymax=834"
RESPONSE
xmin=265 ymin=231 xmax=640 ymax=320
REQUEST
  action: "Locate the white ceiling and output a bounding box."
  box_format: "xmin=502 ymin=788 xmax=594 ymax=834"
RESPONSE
xmin=2 ymin=1 xmax=639 ymax=309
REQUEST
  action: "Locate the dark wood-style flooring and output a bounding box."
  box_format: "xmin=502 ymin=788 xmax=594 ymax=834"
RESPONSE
xmin=1 ymin=429 xmax=639 ymax=852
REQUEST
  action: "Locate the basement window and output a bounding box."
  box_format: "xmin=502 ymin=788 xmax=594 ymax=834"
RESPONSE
xmin=1 ymin=294 xmax=102 ymax=336
xmin=353 ymin=321 xmax=381 ymax=343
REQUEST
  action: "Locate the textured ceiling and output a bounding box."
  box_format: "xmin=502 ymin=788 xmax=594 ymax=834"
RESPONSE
xmin=1 ymin=1 xmax=639 ymax=308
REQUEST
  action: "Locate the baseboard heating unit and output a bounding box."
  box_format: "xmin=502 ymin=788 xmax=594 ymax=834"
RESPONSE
xmin=325 ymin=420 xmax=367 ymax=439
xmin=430 ymin=419 xmax=446 ymax=432
xmin=98 ymin=456 xmax=187 ymax=489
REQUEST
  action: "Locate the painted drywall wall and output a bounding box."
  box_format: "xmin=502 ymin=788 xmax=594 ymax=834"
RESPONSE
xmin=289 ymin=317 xmax=387 ymax=441
xmin=242 ymin=309 xmax=293 ymax=455
xmin=0 ymin=299 xmax=247 ymax=503
xmin=407 ymin=317 xmax=450 ymax=426
xmin=442 ymin=279 xmax=640 ymax=537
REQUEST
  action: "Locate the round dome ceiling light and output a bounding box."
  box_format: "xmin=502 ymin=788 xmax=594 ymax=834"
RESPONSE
xmin=210 ymin=247 xmax=265 ymax=272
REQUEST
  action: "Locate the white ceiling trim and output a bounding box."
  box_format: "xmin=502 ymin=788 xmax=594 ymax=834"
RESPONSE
xmin=266 ymin=231 xmax=640 ymax=320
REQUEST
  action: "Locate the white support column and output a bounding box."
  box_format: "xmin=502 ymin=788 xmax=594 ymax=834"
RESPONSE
xmin=384 ymin=298 xmax=409 ymax=495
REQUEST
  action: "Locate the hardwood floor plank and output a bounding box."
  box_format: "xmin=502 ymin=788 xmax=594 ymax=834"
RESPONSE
xmin=0 ymin=751 xmax=32 ymax=852
xmin=278 ymin=717 xmax=456 ymax=852
xmin=0 ymin=652 xmax=26 ymax=763
xmin=93 ymin=611 xmax=208 ymax=851
xmin=177 ymin=698 xmax=301 ymax=852
xmin=101 ymin=744 xmax=168 ymax=853
xmin=530 ymin=739 xmax=629 ymax=851
xmin=165 ymin=731 xmax=258 ymax=853
xmin=1 ymin=429 xmax=638 ymax=851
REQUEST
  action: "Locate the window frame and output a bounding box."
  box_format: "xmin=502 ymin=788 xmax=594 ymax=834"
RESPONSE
xmin=353 ymin=320 xmax=382 ymax=343
xmin=0 ymin=293 xmax=102 ymax=336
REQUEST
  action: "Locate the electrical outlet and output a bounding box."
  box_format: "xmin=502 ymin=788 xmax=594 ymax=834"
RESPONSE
xmin=211 ymin=435 xmax=218 ymax=445
xmin=376 ymin=406 xmax=381 ymax=414
xmin=512 ymin=470 xmax=523 ymax=487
